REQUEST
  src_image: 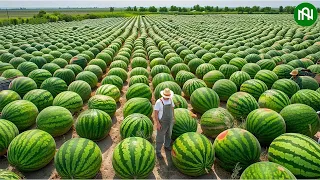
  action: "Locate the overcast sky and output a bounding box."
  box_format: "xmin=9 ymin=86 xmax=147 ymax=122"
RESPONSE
xmin=1 ymin=0 xmax=320 ymax=8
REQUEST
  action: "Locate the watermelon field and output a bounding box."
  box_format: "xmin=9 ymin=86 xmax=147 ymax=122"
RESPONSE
xmin=0 ymin=14 xmax=320 ymax=179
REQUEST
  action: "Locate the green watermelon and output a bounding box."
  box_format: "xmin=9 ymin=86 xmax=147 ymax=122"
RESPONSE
xmin=52 ymin=91 xmax=83 ymax=114
xmin=88 ymin=95 xmax=116 ymax=117
xmin=203 ymin=70 xmax=225 ymax=88
xmin=0 ymin=90 xmax=21 ymax=112
xmin=172 ymin=94 xmax=188 ymax=109
xmin=88 ymin=59 xmax=107 ymax=72
xmin=154 ymin=81 xmax=182 ymax=99
xmin=29 ymin=56 xmax=47 ymax=68
xmin=272 ymin=64 xmax=294 ymax=79
xmin=1 ymin=69 xmax=23 ymax=79
xmin=172 ymin=108 xmax=197 ymax=140
xmin=152 ymin=73 xmax=174 ymax=88
xmin=75 ymin=71 xmax=98 ymax=88
xmin=40 ymin=77 xmax=68 ymax=97
xmin=96 ymin=84 xmax=121 ymax=102
xmin=245 ymin=108 xmax=285 ymax=145
xmin=213 ymin=128 xmax=261 ymax=171
xmin=70 ymin=56 xmax=87 ymax=69
xmin=131 ymin=57 xmax=148 ymax=69
xmin=195 ymin=63 xmax=216 ymax=79
xmin=17 ymin=62 xmax=38 ymax=76
xmin=268 ymin=133 xmax=320 ymax=178
xmin=272 ymin=79 xmax=300 ymax=98
xmin=167 ymin=57 xmax=183 ymax=69
xmin=0 ymin=170 xmax=21 ymax=179
xmin=23 ymin=89 xmax=53 ymax=111
xmin=65 ymin=64 xmax=83 ymax=76
xmin=130 ymin=67 xmax=149 ymax=78
xmin=182 ymin=78 xmax=207 ymax=98
xmin=256 ymin=59 xmax=276 ymax=70
xmin=120 ymin=113 xmax=153 ymax=139
xmin=126 ymin=83 xmax=152 ymax=100
xmin=219 ymin=64 xmax=239 ymax=79
xmin=200 ymin=107 xmax=235 ymax=138
xmin=68 ymin=80 xmax=92 ymax=102
xmin=0 ymin=63 xmax=14 ymax=75
xmin=227 ymin=92 xmax=259 ymax=119
xmin=209 ymin=58 xmax=227 ymax=69
xmin=172 ymin=132 xmax=214 ymax=176
xmin=42 ymin=63 xmax=60 ymax=75
xmin=9 ymin=77 xmax=37 ymax=97
xmin=53 ymin=68 xmax=75 ymax=85
xmin=151 ymin=65 xmax=170 ymax=77
xmin=123 ymin=98 xmax=152 ymax=118
xmin=254 ymin=70 xmax=279 ymax=89
xmin=291 ymin=89 xmax=320 ymax=111
xmin=84 ymin=65 xmax=103 ymax=79
xmin=28 ymin=69 xmax=52 ymax=88
xmin=7 ymin=129 xmax=56 ymax=171
xmin=241 ymin=63 xmax=261 ymax=78
xmin=101 ymin=75 xmax=123 ymax=90
xmin=229 ymin=71 xmax=251 ymax=90
xmin=175 ymin=70 xmax=196 ymax=87
xmin=212 ymin=79 xmax=238 ymax=101
xmin=129 ymin=75 xmax=149 ymax=86
xmin=112 ymin=137 xmax=155 ymax=179
xmin=171 ymin=63 xmax=190 ymax=78
xmin=55 ymin=138 xmax=102 ymax=179
xmin=301 ymin=76 xmax=319 ymax=90
xmin=280 ymin=104 xmax=319 ymax=137
xmin=190 ymin=87 xmax=220 ymax=114
xmin=108 ymin=68 xmax=128 ymax=82
xmin=229 ymin=58 xmax=248 ymax=69
xmin=258 ymin=89 xmax=290 ymax=113
xmin=240 ymin=79 xmax=268 ymax=100
xmin=0 ymin=119 xmax=19 ymax=156
xmin=188 ymin=58 xmax=205 ymax=73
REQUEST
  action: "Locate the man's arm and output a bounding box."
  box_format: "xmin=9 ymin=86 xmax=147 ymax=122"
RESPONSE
xmin=154 ymin=110 xmax=161 ymax=130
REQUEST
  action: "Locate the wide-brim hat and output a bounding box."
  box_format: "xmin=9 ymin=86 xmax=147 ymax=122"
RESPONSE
xmin=290 ymin=70 xmax=299 ymax=76
xmin=160 ymin=88 xmax=174 ymax=98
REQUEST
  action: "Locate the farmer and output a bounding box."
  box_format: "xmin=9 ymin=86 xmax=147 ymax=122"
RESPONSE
xmin=290 ymin=70 xmax=303 ymax=89
xmin=154 ymin=88 xmax=175 ymax=157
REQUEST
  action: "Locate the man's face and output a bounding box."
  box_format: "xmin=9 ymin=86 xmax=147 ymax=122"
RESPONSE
xmin=163 ymin=97 xmax=170 ymax=100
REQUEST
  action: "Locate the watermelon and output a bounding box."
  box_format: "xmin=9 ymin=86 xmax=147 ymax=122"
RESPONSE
xmin=28 ymin=69 xmax=52 ymax=88
xmin=55 ymin=138 xmax=102 ymax=179
xmin=200 ymin=107 xmax=235 ymax=138
xmin=213 ymin=128 xmax=261 ymax=171
xmin=68 ymin=80 xmax=91 ymax=102
xmin=84 ymin=65 xmax=103 ymax=79
xmin=203 ymin=70 xmax=225 ymax=88
xmin=52 ymin=91 xmax=83 ymax=114
xmin=17 ymin=62 xmax=38 ymax=76
xmin=96 ymin=52 xmax=112 ymax=65
xmin=0 ymin=63 xmax=14 ymax=75
xmin=254 ymin=70 xmax=279 ymax=89
xmin=219 ymin=64 xmax=239 ymax=79
xmin=268 ymin=133 xmax=320 ymax=178
xmin=101 ymin=75 xmax=123 ymax=90
xmin=280 ymin=104 xmax=319 ymax=137
xmin=258 ymin=89 xmax=290 ymax=113
xmin=317 ymin=88 xmax=320 ymax=93
xmin=108 ymin=68 xmax=128 ymax=82
xmin=175 ymin=70 xmax=196 ymax=87
xmin=131 ymin=57 xmax=148 ymax=69
xmin=7 ymin=129 xmax=56 ymax=171
xmin=23 ymin=89 xmax=53 ymax=111
xmin=182 ymin=78 xmax=207 ymax=98
xmin=301 ymin=76 xmax=319 ymax=90
xmin=53 ymin=68 xmax=75 ymax=85
xmin=1 ymin=69 xmax=23 ymax=79
xmin=241 ymin=63 xmax=261 ymax=78
xmin=272 ymin=79 xmax=300 ymax=98
xmin=227 ymin=92 xmax=259 ymax=119
xmin=151 ymin=65 xmax=170 ymax=77
xmin=195 ymin=63 xmax=216 ymax=79
xmin=70 ymin=56 xmax=87 ymax=69
xmin=229 ymin=71 xmax=251 ymax=90
xmin=172 ymin=94 xmax=188 ymax=109
xmin=229 ymin=58 xmax=248 ymax=69
xmin=154 ymin=81 xmax=182 ymax=99
xmin=126 ymin=83 xmax=152 ymax=100
xmin=272 ymin=64 xmax=294 ymax=79
xmin=88 ymin=95 xmax=116 ymax=117
xmin=0 ymin=170 xmax=20 ymax=179
xmin=188 ymin=58 xmax=205 ymax=73
xmin=190 ymin=87 xmax=220 ymax=114
xmin=172 ymin=108 xmax=197 ymax=140
xmin=172 ymin=132 xmax=214 ymax=176
xmin=120 ymin=113 xmax=153 ymax=139
xmin=171 ymin=63 xmax=190 ymax=78
xmin=40 ymin=77 xmax=68 ymax=97
xmin=209 ymin=58 xmax=227 ymax=69
xmin=167 ymin=57 xmax=183 ymax=69
xmin=1 ymin=100 xmax=38 ymax=131
xmin=88 ymin=59 xmax=107 ymax=72
xmin=291 ymin=89 xmax=320 ymax=111
xmin=240 ymin=162 xmax=296 ymax=180
xmin=42 ymin=63 xmax=60 ymax=75
xmin=110 ymin=60 xmax=128 ymax=70
xmin=75 ymin=71 xmax=98 ymax=88
xmin=112 ymin=137 xmax=155 ymax=179
xmin=245 ymin=108 xmax=285 ymax=145
xmin=76 ymin=109 xmax=112 ymax=141
xmin=0 ymin=119 xmax=19 ymax=156
xmin=9 ymin=77 xmax=37 ymax=97
xmin=240 ymin=79 xmax=268 ymax=100
xmin=152 ymin=73 xmax=174 ymax=88
xmin=65 ymin=64 xmax=83 ymax=76
xmin=212 ymin=79 xmax=237 ymax=101
xmin=129 ymin=75 xmax=149 ymax=86
xmin=150 ymin=58 xmax=166 ymax=69
xmin=130 ymin=67 xmax=149 ymax=78
xmin=0 ymin=90 xmax=21 ymax=112
xmin=29 ymin=56 xmax=47 ymax=68
xmin=96 ymin=84 xmax=121 ymax=102
xmin=256 ymin=59 xmax=276 ymax=70
xmin=123 ymin=98 xmax=152 ymax=118
xmin=36 ymin=106 xmax=73 ymax=137
xmin=245 ymin=54 xmax=261 ymax=63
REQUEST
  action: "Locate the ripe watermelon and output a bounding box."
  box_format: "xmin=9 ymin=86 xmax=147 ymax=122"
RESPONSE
xmin=172 ymin=94 xmax=188 ymax=109
xmin=229 ymin=58 xmax=248 ymax=69
xmin=23 ymin=89 xmax=53 ymax=111
xmin=84 ymin=65 xmax=103 ymax=79
xmin=55 ymin=138 xmax=102 ymax=179
xmin=171 ymin=63 xmax=190 ymax=78
xmin=182 ymin=78 xmax=207 ymax=98
xmin=0 ymin=90 xmax=21 ymax=112
xmin=65 ymin=64 xmax=83 ymax=76
xmin=123 ymin=98 xmax=152 ymax=118
xmin=29 ymin=56 xmax=47 ymax=68
xmin=301 ymin=76 xmax=319 ymax=90
xmin=2 ymin=69 xmax=23 ymax=79
xmin=241 ymin=63 xmax=261 ymax=78
xmin=172 ymin=132 xmax=214 ymax=176
xmin=272 ymin=64 xmax=294 ymax=79
xmin=190 ymin=87 xmax=220 ymax=114
xmin=40 ymin=77 xmax=68 ymax=97
xmin=258 ymin=89 xmax=290 ymax=113
xmin=227 ymin=92 xmax=259 ymax=119
xmin=200 ymin=107 xmax=234 ymax=138
xmin=152 ymin=73 xmax=174 ymax=88
xmin=219 ymin=64 xmax=238 ymax=79
xmin=68 ymin=80 xmax=91 ymax=102
xmin=280 ymin=104 xmax=319 ymax=137
xmin=195 ymin=63 xmax=216 ymax=79
xmin=9 ymin=77 xmax=37 ymax=97
xmin=240 ymin=162 xmax=296 ymax=180
xmin=53 ymin=68 xmax=75 ymax=85
xmin=7 ymin=129 xmax=56 ymax=171
xmin=154 ymin=81 xmax=182 ymax=99
xmin=151 ymin=65 xmax=170 ymax=77
xmin=256 ymin=59 xmax=276 ymax=70
xmin=175 ymin=70 xmax=196 ymax=87
xmin=0 ymin=170 xmax=20 ymax=179
xmin=53 ymin=91 xmax=83 ymax=114
xmin=108 ymin=68 xmax=128 ymax=82
xmin=75 ymin=71 xmax=98 ymax=88
xmin=88 ymin=58 xmax=107 ymax=72
xmin=28 ymin=69 xmax=52 ymax=88
xmin=203 ymin=70 xmax=225 ymax=88
xmin=245 ymin=108 xmax=285 ymax=145
xmin=212 ymin=79 xmax=237 ymax=101
xmin=172 ymin=108 xmax=197 ymax=140
xmin=129 ymin=75 xmax=149 ymax=86
xmin=70 ymin=56 xmax=87 ymax=69
xmin=291 ymin=89 xmax=320 ymax=111
xmin=0 ymin=119 xmax=19 ymax=156
xmin=130 ymin=67 xmax=149 ymax=78
xmin=209 ymin=58 xmax=227 ymax=69
xmin=268 ymin=133 xmax=320 ymax=178
xmin=88 ymin=95 xmax=116 ymax=117
xmin=42 ymin=63 xmax=60 ymax=75
xmin=213 ymin=128 xmax=261 ymax=171
xmin=96 ymin=84 xmax=121 ymax=102
xmin=126 ymin=83 xmax=152 ymax=100
xmin=1 ymin=100 xmax=38 ymax=131
xmin=102 ymin=75 xmax=123 ymax=90
xmin=112 ymin=137 xmax=155 ymax=179
xmin=254 ymin=70 xmax=279 ymax=89
xmin=229 ymin=71 xmax=251 ymax=90
xmin=240 ymin=79 xmax=268 ymax=100
xmin=271 ymin=79 xmax=300 ymax=98
xmin=120 ymin=113 xmax=153 ymax=139
xmin=17 ymin=62 xmax=38 ymax=76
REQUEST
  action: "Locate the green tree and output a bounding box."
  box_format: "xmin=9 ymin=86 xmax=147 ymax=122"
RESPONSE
xmin=318 ymin=8 xmax=320 ymax=13
xmin=193 ymin=4 xmax=201 ymax=11
xmin=215 ymin=6 xmax=219 ymax=12
xmin=126 ymin=6 xmax=132 ymax=11
xmin=159 ymin=7 xmax=168 ymax=12
xmin=37 ymin=10 xmax=47 ymax=17
xmin=252 ymin=6 xmax=260 ymax=12
xmin=170 ymin=5 xmax=178 ymax=11
xmin=182 ymin=7 xmax=188 ymax=12
xmin=279 ymin=6 xmax=284 ymax=12
xmin=284 ymin=6 xmax=294 ymax=14
xmin=139 ymin=7 xmax=147 ymax=12
xmin=110 ymin=7 xmax=114 ymax=12
xmin=148 ymin=6 xmax=157 ymax=12
xmin=133 ymin=6 xmax=137 ymax=11
xmin=236 ymin=7 xmax=244 ymax=13
xmin=224 ymin=7 xmax=229 ymax=12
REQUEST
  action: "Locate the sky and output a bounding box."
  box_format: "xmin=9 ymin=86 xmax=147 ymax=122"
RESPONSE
xmin=0 ymin=0 xmax=320 ymax=8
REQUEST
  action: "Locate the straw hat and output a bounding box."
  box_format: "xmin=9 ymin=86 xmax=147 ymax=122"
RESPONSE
xmin=160 ymin=88 xmax=174 ymax=98
xmin=290 ymin=70 xmax=299 ymax=76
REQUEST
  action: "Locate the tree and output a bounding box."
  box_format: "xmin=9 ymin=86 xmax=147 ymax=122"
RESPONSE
xmin=139 ymin=7 xmax=147 ymax=12
xmin=182 ymin=7 xmax=188 ymax=12
xmin=110 ymin=7 xmax=114 ymax=12
xmin=236 ymin=7 xmax=244 ymax=13
xmin=224 ymin=7 xmax=229 ymax=12
xmin=148 ymin=6 xmax=157 ymax=12
xmin=318 ymin=8 xmax=320 ymax=13
xmin=279 ymin=6 xmax=284 ymax=13
xmin=133 ymin=6 xmax=137 ymax=11
xmin=37 ymin=10 xmax=47 ymax=17
xmin=193 ymin=4 xmax=201 ymax=11
xmin=126 ymin=6 xmax=132 ymax=11
xmin=244 ymin=6 xmax=251 ymax=13
xmin=252 ymin=6 xmax=260 ymax=12
xmin=159 ymin=7 xmax=168 ymax=12
xmin=170 ymin=5 xmax=178 ymax=11
xmin=215 ymin=6 xmax=219 ymax=12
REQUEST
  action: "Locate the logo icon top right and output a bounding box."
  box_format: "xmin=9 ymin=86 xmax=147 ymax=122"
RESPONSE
xmin=294 ymin=2 xmax=318 ymax=26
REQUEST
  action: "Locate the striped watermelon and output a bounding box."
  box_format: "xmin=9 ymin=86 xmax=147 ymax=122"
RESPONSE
xmin=175 ymin=70 xmax=196 ymax=87
xmin=17 ymin=62 xmax=38 ymax=76
xmin=76 ymin=109 xmax=112 ymax=141
xmin=203 ymin=70 xmax=225 ymax=88
xmin=0 ymin=63 xmax=14 ymax=75
xmin=23 ymin=89 xmax=53 ymax=111
xmin=172 ymin=108 xmax=197 ymax=140
xmin=154 ymin=81 xmax=182 ymax=100
xmin=182 ymin=78 xmax=207 ymax=98
xmin=36 ymin=106 xmax=73 ymax=137
xmin=68 ymin=80 xmax=91 ymax=102
xmin=120 ymin=113 xmax=153 ymax=139
xmin=200 ymin=107 xmax=234 ymax=138
xmin=301 ymin=76 xmax=319 ymax=90
xmin=70 ymin=56 xmax=87 ymax=69
xmin=84 ymin=65 xmax=103 ymax=79
xmin=245 ymin=108 xmax=285 ymax=145
xmin=88 ymin=59 xmax=107 ymax=72
xmin=272 ymin=79 xmax=300 ymax=98
xmin=130 ymin=67 xmax=149 ymax=78
xmin=129 ymin=75 xmax=149 ymax=86
xmin=268 ymin=133 xmax=320 ymax=178
xmin=213 ymin=128 xmax=261 ymax=171
xmin=75 ymin=71 xmax=98 ymax=88
xmin=29 ymin=56 xmax=47 ymax=68
xmin=212 ymin=79 xmax=237 ymax=101
xmin=53 ymin=68 xmax=75 ymax=85
xmin=256 ymin=59 xmax=276 ymax=70
xmin=219 ymin=64 xmax=239 ymax=79
xmin=188 ymin=58 xmax=205 ymax=73
xmin=227 ymin=92 xmax=259 ymax=119
xmin=101 ymin=75 xmax=123 ymax=90
xmin=0 ymin=170 xmax=20 ymax=179
xmin=1 ymin=69 xmax=23 ymax=79
xmin=40 ymin=77 xmax=68 ymax=97
xmin=280 ymin=104 xmax=319 ymax=137
xmin=172 ymin=94 xmax=188 ymax=109
xmin=0 ymin=119 xmax=19 ymax=156
xmin=126 ymin=83 xmax=152 ymax=100
xmin=229 ymin=71 xmax=251 ymax=90
xmin=258 ymin=89 xmax=290 ymax=113
xmin=254 ymin=70 xmax=279 ymax=89
xmin=317 ymin=88 xmax=320 ymax=93
xmin=112 ymin=137 xmax=155 ymax=179
xmin=123 ymin=98 xmax=152 ymax=118
xmin=229 ymin=58 xmax=248 ymax=69
xmin=240 ymin=162 xmax=296 ymax=180
xmin=151 ymin=65 xmax=170 ymax=77
xmin=88 ymin=95 xmax=116 ymax=117
xmin=171 ymin=63 xmax=191 ymax=78
xmin=190 ymin=87 xmax=220 ymax=114
xmin=52 ymin=91 xmax=83 ymax=114
xmin=108 ymin=68 xmax=128 ymax=82
xmin=195 ymin=63 xmax=216 ymax=79
xmin=9 ymin=77 xmax=37 ymax=97
xmin=42 ymin=63 xmax=60 ymax=75
xmin=241 ymin=63 xmax=261 ymax=78
xmin=1 ymin=100 xmax=38 ymax=131
xmin=291 ymin=89 xmax=320 ymax=111
xmin=272 ymin=64 xmax=294 ymax=79
xmin=96 ymin=84 xmax=121 ymax=102
xmin=172 ymin=132 xmax=214 ymax=176
xmin=0 ymin=90 xmax=21 ymax=112
xmin=28 ymin=69 xmax=52 ymax=88
xmin=65 ymin=64 xmax=83 ymax=76
xmin=7 ymin=129 xmax=56 ymax=171
xmin=55 ymin=138 xmax=102 ymax=179
xmin=152 ymin=73 xmax=174 ymax=88
xmin=240 ymin=79 xmax=268 ymax=100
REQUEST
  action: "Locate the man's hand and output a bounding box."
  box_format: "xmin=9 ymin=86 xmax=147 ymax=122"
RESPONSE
xmin=157 ymin=123 xmax=161 ymax=130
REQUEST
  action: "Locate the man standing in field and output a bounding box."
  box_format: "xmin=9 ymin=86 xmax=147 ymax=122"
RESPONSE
xmin=154 ymin=88 xmax=175 ymax=157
